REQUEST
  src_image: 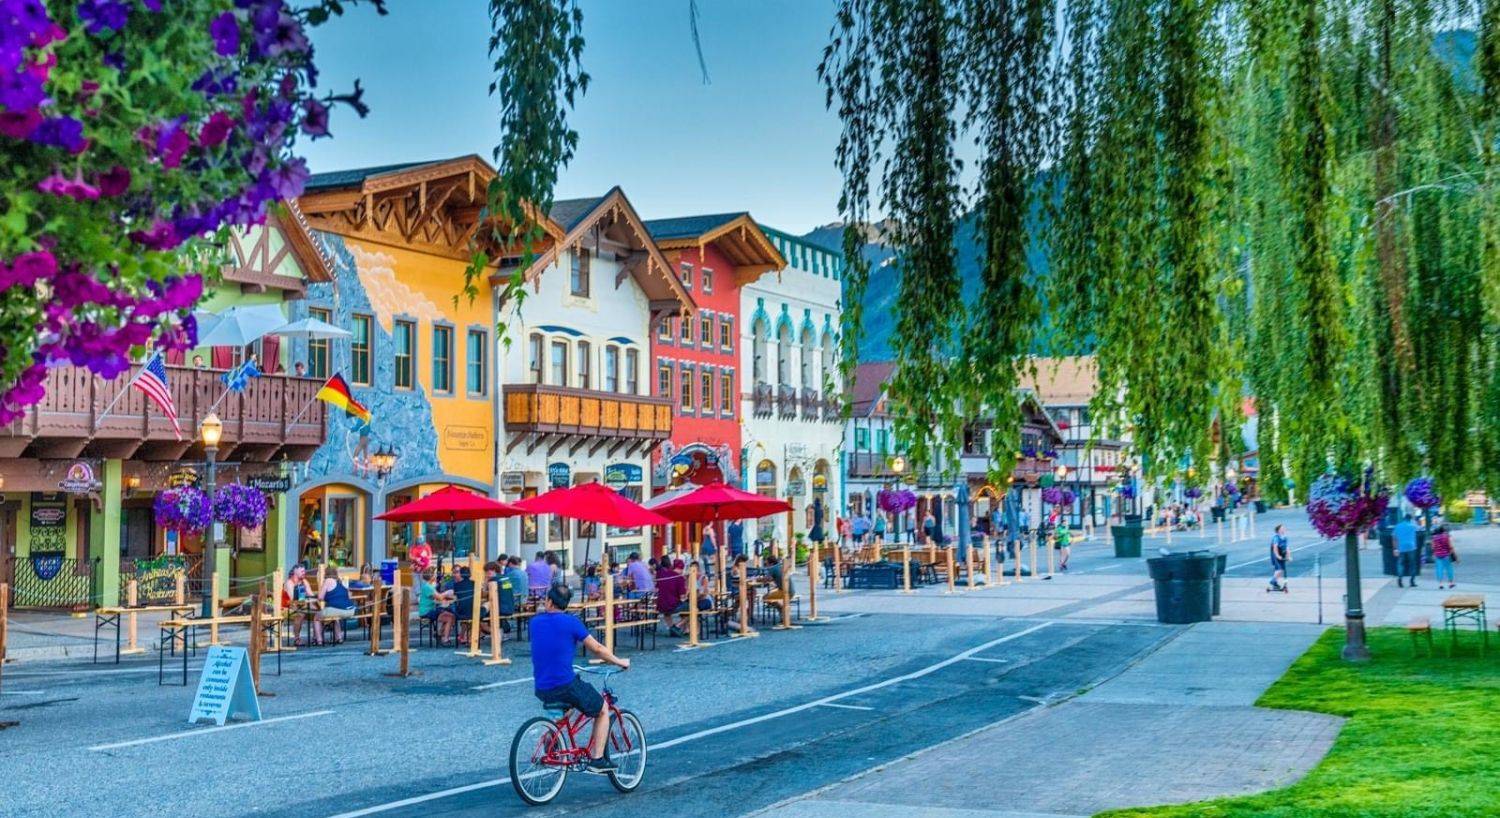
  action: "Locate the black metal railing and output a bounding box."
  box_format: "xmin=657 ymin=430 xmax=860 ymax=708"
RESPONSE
xmin=5 ymin=556 xmax=99 ymax=610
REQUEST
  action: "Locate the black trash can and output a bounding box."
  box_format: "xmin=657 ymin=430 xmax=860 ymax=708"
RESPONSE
xmin=1147 ymin=551 xmax=1216 ymax=624
xmin=1111 ymin=522 xmax=1143 ymax=558
xmin=1211 ymin=506 xmax=1225 ymax=522
xmin=1211 ymin=551 xmax=1227 ymax=616
xmin=1254 ymin=500 xmax=1267 ymax=514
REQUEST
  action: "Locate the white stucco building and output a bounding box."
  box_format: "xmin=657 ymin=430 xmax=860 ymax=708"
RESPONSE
xmin=739 ymin=227 xmax=844 ymax=546
xmin=494 ymin=188 xmax=695 ymax=569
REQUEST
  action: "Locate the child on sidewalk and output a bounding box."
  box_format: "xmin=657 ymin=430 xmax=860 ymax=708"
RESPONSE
xmin=1268 ymin=524 xmax=1290 ymax=592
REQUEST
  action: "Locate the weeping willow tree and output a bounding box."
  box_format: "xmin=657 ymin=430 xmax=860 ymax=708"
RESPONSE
xmin=478 ymin=0 xmax=1500 ymax=495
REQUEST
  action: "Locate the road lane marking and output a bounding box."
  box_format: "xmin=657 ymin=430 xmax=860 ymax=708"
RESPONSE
xmin=964 ymin=657 xmax=1010 ymax=664
xmin=7 ymin=665 xmax=187 ymax=678
xmin=88 ymin=710 xmax=334 ymax=752
xmin=1226 ymin=538 xmax=1330 ymax=571
xmin=816 ymin=702 xmax=874 ymax=711
xmin=470 ymin=678 xmax=529 ymax=691
xmin=327 ymin=621 xmax=1055 ymax=817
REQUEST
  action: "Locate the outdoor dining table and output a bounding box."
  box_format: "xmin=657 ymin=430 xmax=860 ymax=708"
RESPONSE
xmin=93 ymin=603 xmax=196 ymax=664
xmin=1441 ymin=594 xmax=1488 ymax=657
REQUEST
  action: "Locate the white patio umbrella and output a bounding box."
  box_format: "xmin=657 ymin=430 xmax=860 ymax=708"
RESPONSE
xmin=195 ymin=303 xmax=289 ymax=347
xmin=272 ymin=317 xmax=351 ymax=340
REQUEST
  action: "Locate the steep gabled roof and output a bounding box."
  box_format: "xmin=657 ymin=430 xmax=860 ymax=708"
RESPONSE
xmin=644 ymin=212 xmax=786 ymax=284
xmin=1025 ymin=356 xmax=1098 ymax=406
xmin=304 ymin=159 xmax=440 ymax=192
xmin=551 ymin=195 xmax=612 ymax=232
xmin=850 ymin=361 xmax=896 ymax=417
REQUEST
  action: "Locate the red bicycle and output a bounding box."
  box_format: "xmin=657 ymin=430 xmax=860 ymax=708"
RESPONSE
xmin=508 ymin=665 xmax=647 ymax=805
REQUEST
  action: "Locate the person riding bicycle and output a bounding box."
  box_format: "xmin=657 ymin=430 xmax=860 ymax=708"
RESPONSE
xmin=530 ymin=583 xmax=630 ymax=773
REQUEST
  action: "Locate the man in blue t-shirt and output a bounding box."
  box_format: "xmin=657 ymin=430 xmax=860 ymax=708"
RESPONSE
xmin=530 ymin=584 xmax=629 ymax=773
xmin=1393 ymin=514 xmax=1420 ymax=588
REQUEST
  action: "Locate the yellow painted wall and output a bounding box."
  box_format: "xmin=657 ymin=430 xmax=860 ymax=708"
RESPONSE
xmin=340 ymin=237 xmax=495 ymax=487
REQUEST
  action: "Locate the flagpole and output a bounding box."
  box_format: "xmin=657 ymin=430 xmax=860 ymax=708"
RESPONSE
xmin=94 ymin=355 xmax=153 ymax=429
xmin=288 ymin=393 xmax=319 ymax=426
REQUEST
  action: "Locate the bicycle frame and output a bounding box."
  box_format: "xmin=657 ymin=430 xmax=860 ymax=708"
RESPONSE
xmin=533 ymin=688 xmax=637 ymax=770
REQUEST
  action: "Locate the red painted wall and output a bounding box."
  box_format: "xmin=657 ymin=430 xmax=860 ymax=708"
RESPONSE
xmin=651 ymin=242 xmax=743 ymax=485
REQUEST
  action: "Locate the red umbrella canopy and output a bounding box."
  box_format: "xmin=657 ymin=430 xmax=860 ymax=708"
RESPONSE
xmin=511 ymin=481 xmax=669 ymax=527
xmin=375 ymin=485 xmax=522 ymax=523
xmin=651 ymin=482 xmax=792 ymax=523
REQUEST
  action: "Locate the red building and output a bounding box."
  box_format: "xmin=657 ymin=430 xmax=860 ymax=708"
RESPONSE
xmin=643 ymin=213 xmax=784 ymax=552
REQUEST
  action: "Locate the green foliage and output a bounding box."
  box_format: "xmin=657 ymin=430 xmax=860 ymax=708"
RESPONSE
xmin=1100 ymin=627 xmax=1500 ymax=818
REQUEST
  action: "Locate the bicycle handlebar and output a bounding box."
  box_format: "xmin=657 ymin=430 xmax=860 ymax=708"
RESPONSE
xmin=574 ymin=664 xmax=626 ymax=676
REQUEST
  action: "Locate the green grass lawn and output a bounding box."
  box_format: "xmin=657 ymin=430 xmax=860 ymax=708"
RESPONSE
xmin=1099 ymin=627 xmax=1500 ymax=818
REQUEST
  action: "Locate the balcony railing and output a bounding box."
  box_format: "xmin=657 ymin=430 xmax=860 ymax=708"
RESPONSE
xmin=847 ymin=451 xmax=899 ymax=479
xmin=0 ymin=363 xmax=327 ymax=462
xmin=776 ymin=384 xmax=797 ymax=418
xmin=502 ymin=384 xmax=672 ymax=440
xmin=752 ymin=382 xmax=773 ymax=416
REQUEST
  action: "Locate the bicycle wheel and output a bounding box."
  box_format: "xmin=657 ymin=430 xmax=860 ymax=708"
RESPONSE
xmin=510 ymin=716 xmax=569 ymax=806
xmin=607 ymin=709 xmax=648 ymax=793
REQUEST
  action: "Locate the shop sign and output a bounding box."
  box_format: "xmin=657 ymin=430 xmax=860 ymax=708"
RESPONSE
xmin=188 ymin=645 xmax=261 ymax=726
xmin=28 ymin=493 xmax=67 ymax=553
xmin=443 ymin=425 xmax=489 ymax=452
xmin=500 ymin=471 xmax=526 ymax=493
xmin=786 ymin=479 xmax=807 ymax=497
xmin=1466 ymin=491 xmax=1489 ymax=507
xmin=604 ymin=463 xmax=642 ymax=489
xmin=786 ymin=443 xmax=810 ymax=460
xmin=168 ymin=467 xmax=200 ymax=488
xmin=245 ymin=474 xmax=291 ymax=494
xmin=547 ymin=462 xmax=571 ymax=489
xmin=58 ymin=462 xmax=100 ymax=494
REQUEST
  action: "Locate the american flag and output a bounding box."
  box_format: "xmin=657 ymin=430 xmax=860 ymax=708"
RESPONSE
xmin=133 ymin=352 xmax=182 ymax=440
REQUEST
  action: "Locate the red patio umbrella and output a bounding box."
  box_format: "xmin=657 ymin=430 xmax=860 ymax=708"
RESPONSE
xmin=375 ymin=485 xmax=523 ymax=523
xmin=651 ymin=482 xmax=792 ymax=524
xmin=512 ymin=482 xmax=670 ymax=570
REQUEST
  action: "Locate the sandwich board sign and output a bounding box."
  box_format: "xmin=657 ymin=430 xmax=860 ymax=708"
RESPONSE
xmin=188 ymin=646 xmax=261 ymax=726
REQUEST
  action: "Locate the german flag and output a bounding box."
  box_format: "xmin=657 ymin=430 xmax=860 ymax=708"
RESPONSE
xmin=315 ymin=373 xmax=372 ymax=422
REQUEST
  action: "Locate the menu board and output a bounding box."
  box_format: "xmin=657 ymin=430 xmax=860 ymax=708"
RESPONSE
xmin=28 ymin=493 xmax=68 ymax=553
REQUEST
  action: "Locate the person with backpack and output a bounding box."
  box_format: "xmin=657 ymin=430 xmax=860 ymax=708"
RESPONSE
xmin=1431 ymin=525 xmax=1457 ymax=589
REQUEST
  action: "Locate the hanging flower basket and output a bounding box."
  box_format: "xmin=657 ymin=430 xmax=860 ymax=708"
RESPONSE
xmin=213 ymin=484 xmax=269 ymax=530
xmin=1119 ymin=484 xmax=1136 ymax=500
xmin=1307 ymin=470 xmax=1389 ymax=539
xmin=1403 ymin=477 xmax=1440 ymax=510
xmin=1041 ymin=487 xmax=1075 ymax=506
xmin=1184 ymin=487 xmax=1203 ymax=499
xmin=154 ymin=486 xmax=212 ymax=534
xmin=877 ymin=488 xmax=917 ymax=515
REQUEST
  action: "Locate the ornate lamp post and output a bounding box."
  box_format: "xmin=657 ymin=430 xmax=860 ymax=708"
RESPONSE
xmin=199 ymin=412 xmax=223 ymax=618
xmin=888 ymin=454 xmax=907 ymax=542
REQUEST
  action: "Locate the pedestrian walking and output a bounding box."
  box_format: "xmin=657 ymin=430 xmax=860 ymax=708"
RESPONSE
xmin=1431 ymin=525 xmax=1457 ymax=589
xmin=1267 ymin=524 xmax=1289 ymax=592
xmin=1055 ymin=523 xmax=1072 ymax=571
xmin=1393 ymin=513 xmax=1420 ymax=587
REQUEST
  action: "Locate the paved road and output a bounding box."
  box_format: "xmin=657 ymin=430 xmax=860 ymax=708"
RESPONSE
xmin=0 ymin=613 xmax=1174 ymax=818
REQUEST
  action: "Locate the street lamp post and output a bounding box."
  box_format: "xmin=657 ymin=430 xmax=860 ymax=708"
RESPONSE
xmin=199 ymin=412 xmax=223 ymax=619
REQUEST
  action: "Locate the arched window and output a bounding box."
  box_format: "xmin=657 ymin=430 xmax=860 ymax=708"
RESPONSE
xmin=800 ymin=327 xmax=815 ymax=390
xmin=777 ymin=323 xmax=792 ymax=385
xmin=821 ymin=334 xmax=836 ymax=391
xmin=752 ymin=316 xmax=768 ymax=385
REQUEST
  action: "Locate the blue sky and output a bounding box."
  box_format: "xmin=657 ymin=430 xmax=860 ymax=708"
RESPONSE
xmin=301 ymin=0 xmax=847 ymax=234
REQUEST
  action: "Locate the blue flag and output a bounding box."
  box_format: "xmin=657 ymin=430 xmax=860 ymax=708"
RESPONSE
xmin=221 ymin=358 xmax=263 ymax=392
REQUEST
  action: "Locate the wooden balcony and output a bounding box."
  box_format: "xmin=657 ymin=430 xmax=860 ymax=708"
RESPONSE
xmin=502 ymin=383 xmax=672 ymax=459
xmin=847 ymin=451 xmax=898 ymax=479
xmin=0 ymin=363 xmax=327 ymax=462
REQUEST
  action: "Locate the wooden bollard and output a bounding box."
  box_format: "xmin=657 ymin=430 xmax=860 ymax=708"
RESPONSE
xmin=0 ymin=583 xmax=9 ymax=680
xmin=926 ymin=538 xmax=936 ymax=567
xmin=733 ymin=561 xmax=756 ymax=638
xmin=774 ymin=557 xmax=796 ymax=630
xmin=1029 ymin=531 xmax=1038 ymax=580
xmin=1046 ymin=533 xmax=1055 ymax=578
xmin=686 ymin=562 xmax=703 ymax=647
xmin=210 ymin=572 xmax=222 ymax=645
xmin=269 ymin=569 xmax=285 ymax=652
xmin=1217 ymin=517 xmax=1224 ymax=544
xmin=174 ymin=571 xmax=186 ymax=606
xmin=249 ymin=584 xmax=264 ymax=693
xmin=943 ymin=547 xmax=956 ymax=594
xmin=123 ymin=579 xmax=145 ymax=655
xmin=397 ymin=586 xmax=413 ymax=677
xmin=807 ymin=541 xmax=820 ymax=621
xmin=458 ymin=554 xmax=482 ymax=658
xmin=367 ymin=577 xmax=387 ymax=656
xmin=591 ymin=552 xmax=616 ymax=662
xmin=485 ymin=580 xmax=509 ymax=666
xmin=1014 ymin=537 xmax=1024 ymax=582
xmin=901 ymin=544 xmax=913 ymax=594
xmin=832 ymin=539 xmax=843 ymax=593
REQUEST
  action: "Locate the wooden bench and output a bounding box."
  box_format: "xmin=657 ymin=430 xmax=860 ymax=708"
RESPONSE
xmin=94 ymin=604 xmax=196 ymax=664
xmin=1441 ymin=594 xmax=1488 ymax=657
xmin=1405 ymin=617 xmax=1433 ymax=657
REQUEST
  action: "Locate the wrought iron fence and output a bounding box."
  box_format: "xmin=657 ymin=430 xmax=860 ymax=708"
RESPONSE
xmin=5 ymin=556 xmax=99 ymax=610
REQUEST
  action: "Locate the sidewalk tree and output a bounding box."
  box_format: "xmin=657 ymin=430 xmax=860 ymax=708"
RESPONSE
xmin=0 ymin=0 xmax=381 ymax=424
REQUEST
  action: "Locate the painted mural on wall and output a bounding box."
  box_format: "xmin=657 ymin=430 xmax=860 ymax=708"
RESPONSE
xmin=293 ymin=233 xmax=442 ymax=486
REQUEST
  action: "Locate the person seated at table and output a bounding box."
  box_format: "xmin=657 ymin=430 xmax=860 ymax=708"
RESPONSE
xmin=689 ymin=557 xmax=714 ymax=609
xmin=282 ymin=564 xmax=316 ymax=645
xmin=726 ymin=554 xmax=757 ymax=634
xmin=582 ymin=564 xmax=602 ymax=601
xmin=654 ymin=556 xmax=686 ymax=636
xmin=349 ymin=564 xmax=375 ymax=590
xmin=527 ymin=551 xmax=554 ymax=595
xmin=763 ymin=554 xmax=796 ymax=621
xmin=504 ymin=556 xmax=530 ymax=606
xmin=316 ymin=565 xmax=357 ymax=645
xmin=416 ymin=567 xmax=454 ymax=634
xmin=451 ymin=566 xmax=490 ymax=639
xmin=623 ymin=551 xmax=654 ymax=599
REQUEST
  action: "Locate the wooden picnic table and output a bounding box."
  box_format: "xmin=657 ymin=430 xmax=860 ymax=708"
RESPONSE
xmin=157 ymin=614 xmax=281 ymax=686
xmin=1441 ymin=594 xmax=1488 ymax=657
xmin=94 ymin=604 xmax=197 ymax=664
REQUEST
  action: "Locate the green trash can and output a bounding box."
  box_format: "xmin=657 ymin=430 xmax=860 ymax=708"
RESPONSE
xmin=1111 ymin=522 xmax=1143 ymax=558
xmin=1211 ymin=551 xmax=1227 ymax=616
xmin=1147 ymin=551 xmax=1216 ymax=624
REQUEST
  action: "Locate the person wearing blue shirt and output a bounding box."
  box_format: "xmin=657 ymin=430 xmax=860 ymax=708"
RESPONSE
xmin=1267 ymin=524 xmax=1290 ymax=592
xmin=530 ymin=584 xmax=629 ymax=773
xmin=1393 ymin=514 xmax=1420 ymax=588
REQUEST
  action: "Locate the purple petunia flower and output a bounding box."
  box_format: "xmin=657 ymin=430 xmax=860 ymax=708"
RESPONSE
xmin=31 ymin=116 xmax=88 ymax=153
xmin=209 ymin=11 xmax=240 ymax=56
xmin=37 ymin=170 xmax=101 ymax=200
xmin=0 ymin=110 xmax=42 ymax=140
xmin=94 ymin=165 xmax=130 ymax=196
xmin=199 ymin=111 xmax=236 ymax=147
xmin=300 ymin=99 xmax=329 ymax=137
xmin=128 ymin=220 xmax=182 ymax=251
xmin=76 ymin=0 xmax=130 ymax=34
